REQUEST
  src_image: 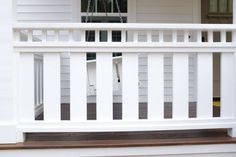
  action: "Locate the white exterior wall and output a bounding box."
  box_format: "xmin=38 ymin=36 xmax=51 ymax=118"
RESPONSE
xmin=14 ymin=0 xmax=200 ymax=103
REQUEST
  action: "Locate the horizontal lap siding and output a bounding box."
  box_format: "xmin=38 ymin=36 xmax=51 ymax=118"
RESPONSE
xmin=136 ymin=0 xmax=196 ymax=102
xmin=16 ymin=0 xmax=73 ymax=103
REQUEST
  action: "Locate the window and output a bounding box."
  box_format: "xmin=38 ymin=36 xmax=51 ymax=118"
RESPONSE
xmin=209 ymin=0 xmax=233 ymax=15
xmin=81 ymin=0 xmax=127 ymax=13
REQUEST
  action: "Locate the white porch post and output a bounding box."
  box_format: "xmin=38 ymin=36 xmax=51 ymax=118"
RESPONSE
xmin=0 ymin=0 xmax=21 ymax=143
xmin=229 ymin=0 xmax=236 ymax=137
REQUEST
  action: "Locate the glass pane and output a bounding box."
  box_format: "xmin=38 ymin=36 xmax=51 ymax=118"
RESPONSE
xmin=228 ymin=0 xmax=233 ymax=13
xmin=81 ymin=0 xmax=96 ymax=12
xmin=81 ymin=0 xmax=88 ymax=12
xmin=219 ymin=0 xmax=228 ymax=13
xmin=97 ymin=0 xmax=112 ymax=12
xmin=209 ymin=0 xmax=218 ymax=13
xmin=113 ymin=0 xmax=127 ymax=13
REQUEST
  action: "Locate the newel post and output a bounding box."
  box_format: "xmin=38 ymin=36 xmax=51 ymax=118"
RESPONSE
xmin=229 ymin=0 xmax=236 ymax=137
xmin=0 ymin=0 xmax=23 ymax=143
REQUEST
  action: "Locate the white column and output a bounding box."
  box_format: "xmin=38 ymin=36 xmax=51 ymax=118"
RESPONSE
xmin=0 ymin=0 xmax=22 ymax=143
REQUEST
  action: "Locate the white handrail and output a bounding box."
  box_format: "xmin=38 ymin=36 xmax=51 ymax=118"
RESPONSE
xmin=13 ymin=23 xmax=236 ymax=30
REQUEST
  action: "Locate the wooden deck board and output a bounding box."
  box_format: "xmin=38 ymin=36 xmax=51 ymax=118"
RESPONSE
xmin=0 ymin=129 xmax=236 ymax=150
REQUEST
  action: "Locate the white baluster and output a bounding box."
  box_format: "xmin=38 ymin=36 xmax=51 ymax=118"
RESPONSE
xmin=173 ymin=53 xmax=189 ymax=119
xmin=172 ymin=30 xmax=177 ymax=43
xmin=208 ymin=30 xmax=213 ymax=43
xmin=221 ymin=53 xmax=234 ymax=118
xmin=28 ymin=29 xmax=33 ymax=42
xmin=184 ymin=30 xmax=189 ymax=43
xmin=97 ymin=53 xmax=113 ymax=121
xmin=121 ymin=30 xmax=126 ymax=42
xmin=44 ymin=53 xmax=61 ymax=121
xmin=159 ymin=31 xmax=164 ymax=42
xmin=70 ymin=53 xmax=87 ymax=121
xmin=148 ymin=53 xmax=164 ymax=120
xmin=20 ymin=53 xmax=35 ymax=121
xmin=122 ymin=53 xmax=139 ymax=120
xmin=220 ymin=30 xmax=226 ymax=43
xmin=197 ymin=53 xmax=213 ymax=118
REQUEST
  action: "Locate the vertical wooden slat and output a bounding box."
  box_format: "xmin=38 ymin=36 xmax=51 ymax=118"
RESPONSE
xmin=197 ymin=53 xmax=213 ymax=118
xmin=54 ymin=30 xmax=59 ymax=42
xmin=208 ymin=30 xmax=213 ymax=43
xmin=44 ymin=53 xmax=61 ymax=121
xmin=173 ymin=53 xmax=189 ymax=119
xmin=147 ymin=31 xmax=152 ymax=42
xmin=70 ymin=53 xmax=87 ymax=121
xmin=97 ymin=53 xmax=113 ymax=121
xmin=20 ymin=53 xmax=34 ymax=121
xmin=81 ymin=30 xmax=86 ymax=42
xmin=172 ymin=30 xmax=177 ymax=42
xmin=148 ymin=53 xmax=164 ymax=120
xmin=42 ymin=30 xmax=47 ymax=42
xmin=197 ymin=30 xmax=202 ymax=42
xmin=221 ymin=30 xmax=226 ymax=43
xmin=69 ymin=30 xmax=74 ymax=42
xmin=122 ymin=53 xmax=139 ymax=120
xmin=28 ymin=30 xmax=33 ymax=42
xmin=159 ymin=31 xmax=164 ymax=42
xmin=221 ymin=53 xmax=234 ymax=118
xmin=133 ymin=31 xmax=138 ymax=42
xmin=95 ymin=30 xmax=99 ymax=42
xmin=121 ymin=30 xmax=126 ymax=42
xmin=108 ymin=30 xmax=112 ymax=42
xmin=184 ymin=30 xmax=189 ymax=43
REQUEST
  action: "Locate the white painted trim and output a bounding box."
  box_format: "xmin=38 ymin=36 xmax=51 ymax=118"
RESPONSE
xmin=13 ymin=42 xmax=236 ymax=53
xmin=17 ymin=118 xmax=236 ymax=132
xmin=13 ymin=23 xmax=236 ymax=30
xmin=1 ymin=144 xmax=236 ymax=157
xmin=128 ymin=0 xmax=136 ymax=23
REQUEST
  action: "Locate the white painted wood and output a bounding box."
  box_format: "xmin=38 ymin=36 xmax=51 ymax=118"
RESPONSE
xmin=148 ymin=53 xmax=164 ymax=120
xmin=27 ymin=29 xmax=32 ymax=42
xmin=43 ymin=53 xmax=61 ymax=121
xmin=147 ymin=31 xmax=152 ymax=42
xmin=107 ymin=30 xmax=112 ymax=42
xmin=97 ymin=53 xmax=113 ymax=121
xmin=122 ymin=53 xmax=139 ymax=120
xmin=121 ymin=30 xmax=126 ymax=42
xmin=208 ymin=30 xmax=213 ymax=43
xmin=42 ymin=30 xmax=46 ymax=42
xmin=197 ymin=53 xmax=213 ymax=118
xmin=20 ymin=53 xmax=34 ymax=121
xmin=70 ymin=52 xmax=87 ymax=121
xmin=95 ymin=30 xmax=99 ymax=42
xmin=221 ymin=30 xmax=226 ymax=43
xmin=197 ymin=30 xmax=201 ymax=42
xmin=221 ymin=53 xmax=234 ymax=118
xmin=13 ymin=23 xmax=236 ymax=30
xmin=17 ymin=118 xmax=236 ymax=132
xmin=159 ymin=31 xmax=164 ymax=42
xmin=173 ymin=53 xmax=189 ymax=119
xmin=172 ymin=30 xmax=177 ymax=42
xmin=81 ymin=30 xmax=86 ymax=42
xmin=1 ymin=144 xmax=236 ymax=157
xmin=184 ymin=30 xmax=189 ymax=43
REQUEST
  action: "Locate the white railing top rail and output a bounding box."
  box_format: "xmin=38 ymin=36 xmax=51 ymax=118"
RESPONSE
xmin=13 ymin=23 xmax=236 ymax=30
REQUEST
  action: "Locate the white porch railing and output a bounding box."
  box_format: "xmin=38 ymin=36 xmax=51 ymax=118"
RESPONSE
xmin=13 ymin=23 xmax=236 ymax=137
